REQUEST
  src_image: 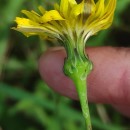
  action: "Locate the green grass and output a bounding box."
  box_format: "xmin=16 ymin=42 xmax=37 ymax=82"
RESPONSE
xmin=0 ymin=0 xmax=130 ymax=130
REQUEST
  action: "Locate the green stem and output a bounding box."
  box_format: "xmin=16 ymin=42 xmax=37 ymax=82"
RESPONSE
xmin=63 ymin=37 xmax=93 ymax=129
xmin=63 ymin=54 xmax=93 ymax=130
xmin=73 ymin=78 xmax=92 ymax=130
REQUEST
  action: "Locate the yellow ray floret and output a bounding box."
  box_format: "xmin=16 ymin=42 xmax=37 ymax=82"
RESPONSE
xmin=15 ymin=17 xmax=32 ymax=26
xmin=42 ymin=10 xmax=65 ymax=23
xmin=13 ymin=0 xmax=116 ymax=44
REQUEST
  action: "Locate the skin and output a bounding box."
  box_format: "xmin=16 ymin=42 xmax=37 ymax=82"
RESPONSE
xmin=38 ymin=46 xmax=130 ymax=117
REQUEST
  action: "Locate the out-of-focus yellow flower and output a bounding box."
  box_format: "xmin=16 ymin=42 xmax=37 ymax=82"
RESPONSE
xmin=13 ymin=0 xmax=116 ymax=45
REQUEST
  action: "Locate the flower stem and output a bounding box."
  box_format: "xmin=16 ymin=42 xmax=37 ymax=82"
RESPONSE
xmin=73 ymin=77 xmax=92 ymax=130
xmin=63 ymin=49 xmax=93 ymax=129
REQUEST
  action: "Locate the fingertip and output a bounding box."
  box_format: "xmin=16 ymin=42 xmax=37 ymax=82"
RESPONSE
xmin=38 ymin=47 xmax=78 ymax=99
xmin=38 ymin=47 xmax=65 ymax=84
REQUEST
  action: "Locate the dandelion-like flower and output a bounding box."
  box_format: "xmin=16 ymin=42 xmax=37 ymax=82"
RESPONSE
xmin=14 ymin=0 xmax=116 ymax=54
xmin=13 ymin=0 xmax=116 ymax=129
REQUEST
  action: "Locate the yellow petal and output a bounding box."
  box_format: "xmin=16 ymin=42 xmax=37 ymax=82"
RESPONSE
xmin=22 ymin=10 xmax=40 ymax=22
xmin=42 ymin=10 xmax=64 ymax=23
xmin=60 ymin=0 xmax=69 ymax=18
xmin=70 ymin=1 xmax=84 ymax=17
xmin=15 ymin=17 xmax=31 ymax=26
xmin=13 ymin=25 xmax=60 ymax=39
xmin=95 ymin=0 xmax=105 ymax=17
xmin=69 ymin=0 xmax=77 ymax=5
xmin=59 ymin=0 xmax=77 ymax=18
xmin=38 ymin=6 xmax=46 ymax=14
xmin=105 ymin=0 xmax=116 ymax=16
xmin=54 ymin=3 xmax=60 ymax=11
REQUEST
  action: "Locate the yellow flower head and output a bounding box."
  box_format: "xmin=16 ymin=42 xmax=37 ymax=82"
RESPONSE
xmin=13 ymin=0 xmax=116 ymax=47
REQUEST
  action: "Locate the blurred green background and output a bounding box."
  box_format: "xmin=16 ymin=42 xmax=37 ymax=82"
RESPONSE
xmin=0 ymin=0 xmax=130 ymax=130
